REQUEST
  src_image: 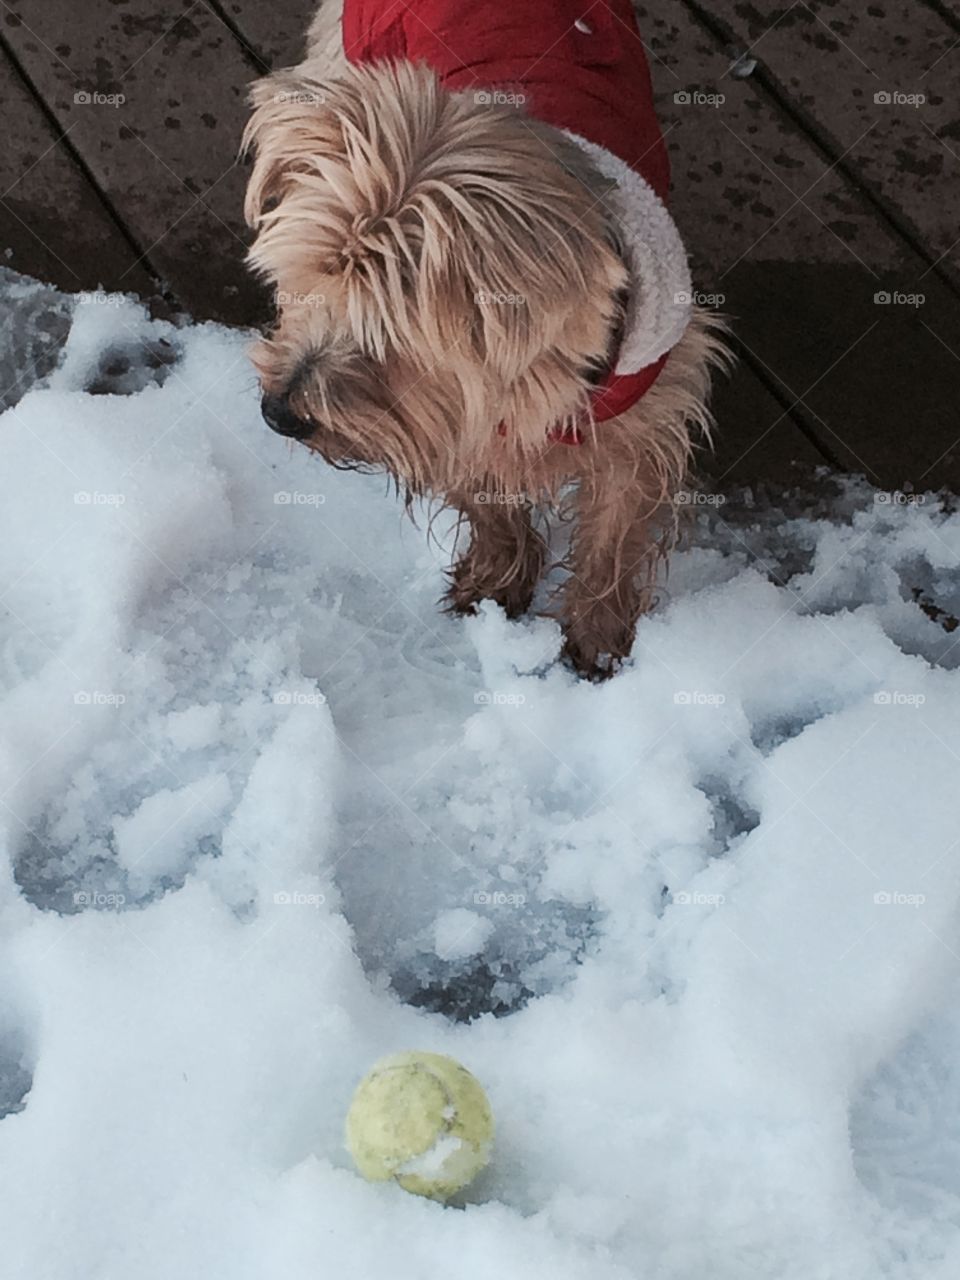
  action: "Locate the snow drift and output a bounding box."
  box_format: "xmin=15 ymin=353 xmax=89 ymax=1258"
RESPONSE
xmin=0 ymin=285 xmax=959 ymax=1278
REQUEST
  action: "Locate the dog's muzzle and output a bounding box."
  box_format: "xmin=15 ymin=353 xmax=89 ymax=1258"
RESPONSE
xmin=261 ymin=393 xmax=313 ymax=441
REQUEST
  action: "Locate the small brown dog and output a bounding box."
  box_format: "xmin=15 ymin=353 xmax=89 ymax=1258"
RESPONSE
xmin=244 ymin=0 xmax=725 ymax=679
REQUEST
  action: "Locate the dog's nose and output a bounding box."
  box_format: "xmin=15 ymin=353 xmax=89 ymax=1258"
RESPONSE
xmin=261 ymin=392 xmax=312 ymax=440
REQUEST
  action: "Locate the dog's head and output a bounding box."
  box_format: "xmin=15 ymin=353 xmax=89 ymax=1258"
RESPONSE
xmin=243 ymin=63 xmax=627 ymax=489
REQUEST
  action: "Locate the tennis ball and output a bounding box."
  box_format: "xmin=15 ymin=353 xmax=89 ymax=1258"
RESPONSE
xmin=345 ymin=1050 xmax=494 ymax=1201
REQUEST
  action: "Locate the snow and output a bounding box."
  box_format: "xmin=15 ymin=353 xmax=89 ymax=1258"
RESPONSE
xmin=433 ymin=908 xmax=495 ymax=961
xmin=399 ymin=1133 xmax=469 ymax=1179
xmin=1 ymin=281 xmax=960 ymax=1277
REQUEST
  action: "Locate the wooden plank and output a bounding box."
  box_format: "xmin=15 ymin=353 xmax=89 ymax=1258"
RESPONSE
xmin=2 ymin=0 xmax=267 ymax=325
xmin=926 ymin=0 xmax=960 ymax=28
xmin=702 ymin=360 xmax=827 ymax=484
xmin=684 ymin=0 xmax=960 ymax=288
xmin=638 ymin=3 xmax=907 ymax=273
xmin=216 ymin=0 xmax=315 ymax=69
xmin=639 ymin=0 xmax=960 ymax=492
xmin=0 ymin=42 xmax=154 ymax=297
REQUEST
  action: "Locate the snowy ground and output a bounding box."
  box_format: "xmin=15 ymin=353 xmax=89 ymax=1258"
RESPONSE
xmin=1 ymin=280 xmax=960 ymax=1278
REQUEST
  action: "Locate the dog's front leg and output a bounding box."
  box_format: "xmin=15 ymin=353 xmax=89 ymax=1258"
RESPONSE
xmin=558 ymin=476 xmax=668 ymax=681
xmin=443 ymin=480 xmax=545 ymax=620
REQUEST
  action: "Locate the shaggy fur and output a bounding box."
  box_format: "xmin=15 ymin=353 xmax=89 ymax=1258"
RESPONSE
xmin=243 ymin=1 xmax=727 ymax=679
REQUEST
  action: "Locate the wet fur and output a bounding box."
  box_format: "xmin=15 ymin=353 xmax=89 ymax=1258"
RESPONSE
xmin=243 ymin=0 xmax=728 ymax=679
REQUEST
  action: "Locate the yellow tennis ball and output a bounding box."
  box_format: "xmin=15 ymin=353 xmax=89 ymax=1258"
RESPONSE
xmin=345 ymin=1051 xmax=494 ymax=1201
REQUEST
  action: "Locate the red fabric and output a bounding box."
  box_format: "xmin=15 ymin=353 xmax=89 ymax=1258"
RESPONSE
xmin=342 ymin=0 xmax=673 ymax=440
xmin=548 ymin=351 xmax=668 ymax=444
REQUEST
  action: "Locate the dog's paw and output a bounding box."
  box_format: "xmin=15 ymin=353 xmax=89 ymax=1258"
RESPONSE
xmin=561 ymin=615 xmax=637 ymax=681
xmin=441 ymin=584 xmax=481 ymax=618
xmin=494 ymin=582 xmax=539 ymax=620
xmin=560 ymin=637 xmax=625 ymax=682
xmin=442 ymin=575 xmax=535 ymax=621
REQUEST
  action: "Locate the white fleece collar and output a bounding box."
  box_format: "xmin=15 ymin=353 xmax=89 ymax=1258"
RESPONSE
xmin=564 ymin=131 xmax=692 ymax=375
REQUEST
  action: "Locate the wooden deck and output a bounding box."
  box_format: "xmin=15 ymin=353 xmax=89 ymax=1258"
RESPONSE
xmin=1 ymin=0 xmax=959 ymax=489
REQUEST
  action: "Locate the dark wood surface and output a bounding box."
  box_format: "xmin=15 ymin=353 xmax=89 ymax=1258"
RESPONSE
xmin=1 ymin=0 xmax=958 ymax=491
xmin=217 ymin=0 xmax=311 ymax=68
xmin=647 ymin=0 xmax=960 ymax=489
xmin=0 ymin=42 xmax=154 ymax=297
xmin=1 ymin=0 xmax=263 ymax=322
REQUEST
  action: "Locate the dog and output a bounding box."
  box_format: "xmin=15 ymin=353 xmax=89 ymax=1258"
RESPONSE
xmin=243 ymin=0 xmax=725 ymax=680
